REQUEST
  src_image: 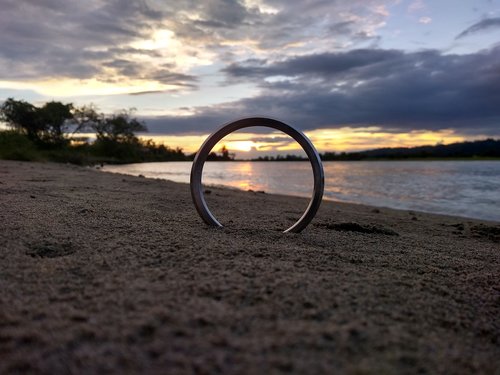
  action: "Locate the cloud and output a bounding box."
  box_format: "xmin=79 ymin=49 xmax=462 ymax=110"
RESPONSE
xmin=222 ymin=49 xmax=403 ymax=81
xmin=0 ymin=0 xmax=197 ymax=92
xmin=145 ymin=46 xmax=500 ymax=136
xmin=167 ymin=0 xmax=388 ymax=52
xmin=0 ymin=0 xmax=392 ymax=86
xmin=250 ymin=136 xmax=293 ymax=144
xmin=408 ymin=0 xmax=426 ymax=13
xmin=145 ymin=69 xmax=198 ymax=87
xmin=456 ymin=17 xmax=500 ymax=39
xmin=419 ymin=17 xmax=432 ymax=24
xmin=2 ymin=0 xmax=498 ymax=139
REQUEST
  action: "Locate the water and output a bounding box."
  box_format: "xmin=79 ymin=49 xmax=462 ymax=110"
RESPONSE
xmin=102 ymin=161 xmax=500 ymax=222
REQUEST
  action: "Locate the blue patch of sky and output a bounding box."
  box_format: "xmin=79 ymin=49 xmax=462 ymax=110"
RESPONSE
xmin=379 ymin=0 xmax=499 ymax=53
xmin=0 ymin=88 xmax=45 ymax=104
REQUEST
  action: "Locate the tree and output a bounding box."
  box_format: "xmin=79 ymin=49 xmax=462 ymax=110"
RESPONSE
xmin=0 ymin=98 xmax=74 ymax=145
xmin=220 ymin=145 xmax=230 ymax=160
xmin=219 ymin=145 xmax=235 ymax=160
xmin=74 ymin=106 xmax=147 ymax=142
xmin=101 ymin=110 xmax=147 ymax=142
xmin=206 ymin=145 xmax=235 ymax=161
xmin=73 ymin=104 xmax=105 ymax=137
xmin=0 ymin=98 xmax=43 ymax=142
xmin=39 ymin=101 xmax=74 ymax=145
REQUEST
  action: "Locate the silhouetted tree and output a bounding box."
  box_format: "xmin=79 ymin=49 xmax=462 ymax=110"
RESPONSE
xmin=0 ymin=99 xmax=189 ymax=164
xmin=74 ymin=106 xmax=146 ymax=142
xmin=220 ymin=145 xmax=229 ymax=160
xmin=101 ymin=111 xmax=147 ymax=142
xmin=206 ymin=145 xmax=235 ymax=161
xmin=219 ymin=145 xmax=235 ymax=160
xmin=0 ymin=98 xmax=74 ymax=145
xmin=0 ymin=98 xmax=43 ymax=142
xmin=39 ymin=101 xmax=74 ymax=145
xmin=73 ymin=104 xmax=102 ymax=132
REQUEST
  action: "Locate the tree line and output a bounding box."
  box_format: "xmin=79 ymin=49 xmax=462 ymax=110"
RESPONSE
xmin=251 ymin=140 xmax=500 ymax=161
xmin=0 ymin=98 xmax=238 ymax=164
xmin=320 ymin=139 xmax=500 ymax=160
xmin=0 ymin=98 xmax=189 ymax=164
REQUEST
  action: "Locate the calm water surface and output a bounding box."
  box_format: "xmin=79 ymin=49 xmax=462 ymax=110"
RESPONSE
xmin=102 ymin=161 xmax=500 ymax=222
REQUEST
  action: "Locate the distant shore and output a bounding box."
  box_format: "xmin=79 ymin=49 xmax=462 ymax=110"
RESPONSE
xmin=1 ymin=160 xmax=499 ymax=374
xmin=2 ymin=128 xmax=499 ymax=166
xmin=245 ymin=157 xmax=500 ymax=161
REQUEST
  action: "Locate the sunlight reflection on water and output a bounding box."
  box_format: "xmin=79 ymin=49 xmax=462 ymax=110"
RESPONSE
xmin=102 ymin=160 xmax=500 ymax=222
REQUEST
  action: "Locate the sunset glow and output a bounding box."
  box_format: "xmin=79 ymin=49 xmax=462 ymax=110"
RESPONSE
xmin=223 ymin=140 xmax=257 ymax=152
xmin=305 ymin=128 xmax=469 ymax=153
xmin=142 ymin=127 xmax=479 ymax=158
xmin=0 ymin=78 xmax=183 ymax=98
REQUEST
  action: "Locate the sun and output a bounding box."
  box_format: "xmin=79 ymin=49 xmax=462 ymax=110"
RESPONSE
xmin=224 ymin=140 xmax=256 ymax=152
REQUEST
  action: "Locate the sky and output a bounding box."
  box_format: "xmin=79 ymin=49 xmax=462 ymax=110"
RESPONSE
xmin=0 ymin=0 xmax=499 ymax=157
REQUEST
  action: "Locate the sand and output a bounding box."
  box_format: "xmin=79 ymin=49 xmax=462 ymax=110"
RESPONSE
xmin=0 ymin=160 xmax=499 ymax=374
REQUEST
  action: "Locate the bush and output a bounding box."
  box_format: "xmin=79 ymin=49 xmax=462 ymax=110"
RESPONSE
xmin=41 ymin=147 xmax=91 ymax=165
xmin=0 ymin=131 xmax=40 ymax=161
xmin=90 ymin=138 xmax=143 ymax=163
xmin=0 ymin=130 xmax=190 ymax=165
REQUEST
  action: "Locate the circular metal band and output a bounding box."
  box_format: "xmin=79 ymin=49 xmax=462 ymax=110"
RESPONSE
xmin=190 ymin=117 xmax=324 ymax=233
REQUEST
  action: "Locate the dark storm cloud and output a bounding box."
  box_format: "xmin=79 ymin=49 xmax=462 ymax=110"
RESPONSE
xmin=456 ymin=17 xmax=500 ymax=39
xmin=145 ymin=46 xmax=500 ymax=136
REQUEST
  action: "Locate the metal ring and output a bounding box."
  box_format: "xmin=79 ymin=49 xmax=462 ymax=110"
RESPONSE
xmin=190 ymin=117 xmax=324 ymax=233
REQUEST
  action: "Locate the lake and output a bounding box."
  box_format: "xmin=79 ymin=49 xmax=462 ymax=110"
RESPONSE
xmin=102 ymin=161 xmax=500 ymax=222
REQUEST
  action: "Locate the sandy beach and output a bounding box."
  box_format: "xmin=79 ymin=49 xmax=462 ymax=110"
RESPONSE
xmin=0 ymin=160 xmax=498 ymax=374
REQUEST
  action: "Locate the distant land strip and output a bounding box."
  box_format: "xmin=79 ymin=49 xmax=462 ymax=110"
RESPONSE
xmin=250 ymin=139 xmax=500 ymax=161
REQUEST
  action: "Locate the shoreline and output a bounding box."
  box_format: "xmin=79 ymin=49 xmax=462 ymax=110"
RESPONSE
xmin=100 ymin=160 xmax=500 ymax=224
xmin=104 ymin=169 xmax=500 ymax=225
xmin=1 ymin=160 xmax=499 ymax=374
